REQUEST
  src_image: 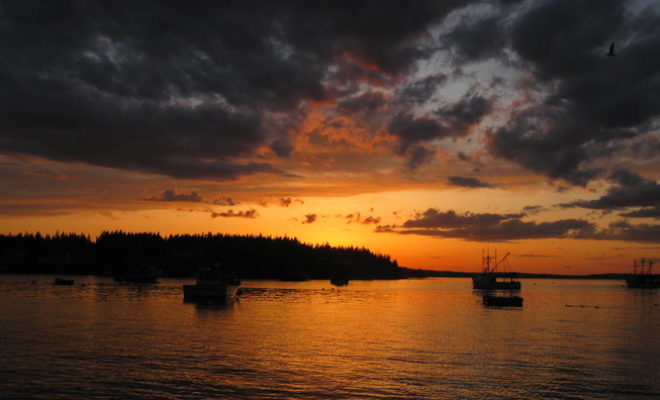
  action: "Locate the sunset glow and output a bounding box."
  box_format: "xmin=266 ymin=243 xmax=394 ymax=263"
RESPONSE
xmin=1 ymin=1 xmax=659 ymax=274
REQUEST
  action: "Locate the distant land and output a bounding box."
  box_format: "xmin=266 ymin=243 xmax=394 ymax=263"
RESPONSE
xmin=401 ymin=268 xmax=630 ymax=280
xmin=0 ymin=232 xmax=630 ymax=281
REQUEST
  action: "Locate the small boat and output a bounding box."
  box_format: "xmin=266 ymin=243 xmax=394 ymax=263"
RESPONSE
xmin=483 ymin=295 xmax=523 ymax=307
xmin=625 ymin=258 xmax=660 ymax=289
xmin=183 ymin=263 xmax=241 ymax=300
xmin=113 ymin=263 xmax=158 ymax=283
xmin=54 ymin=277 xmax=75 ymax=285
xmin=330 ymin=268 xmax=349 ymax=286
xmin=472 ymin=249 xmax=521 ymax=290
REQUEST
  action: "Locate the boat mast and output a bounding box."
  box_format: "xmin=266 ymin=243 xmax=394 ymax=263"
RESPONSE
xmin=641 ymin=258 xmax=646 ymax=275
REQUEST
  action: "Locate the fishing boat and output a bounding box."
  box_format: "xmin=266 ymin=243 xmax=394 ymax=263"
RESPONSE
xmin=113 ymin=262 xmax=159 ymax=283
xmin=472 ymin=249 xmax=521 ymax=290
xmin=183 ymin=263 xmax=241 ymax=300
xmin=54 ymin=277 xmax=75 ymax=285
xmin=483 ymin=294 xmax=523 ymax=307
xmin=625 ymin=258 xmax=660 ymax=289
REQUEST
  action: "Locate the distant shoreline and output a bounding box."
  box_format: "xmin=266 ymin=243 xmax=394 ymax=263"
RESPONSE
xmin=399 ymin=268 xmax=631 ymax=280
xmin=1 ymin=270 xmax=633 ymax=282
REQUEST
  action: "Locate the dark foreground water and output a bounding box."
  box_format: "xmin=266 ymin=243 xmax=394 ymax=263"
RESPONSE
xmin=0 ymin=275 xmax=659 ymax=399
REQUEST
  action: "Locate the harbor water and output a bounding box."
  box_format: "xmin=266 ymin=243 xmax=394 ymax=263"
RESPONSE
xmin=1 ymin=275 xmax=659 ymax=399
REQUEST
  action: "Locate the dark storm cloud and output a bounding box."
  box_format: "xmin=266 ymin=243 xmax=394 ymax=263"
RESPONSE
xmin=389 ymin=93 xmax=491 ymax=167
xmin=398 ymin=74 xmax=447 ymax=105
xmin=447 ymin=176 xmax=495 ymax=188
xmin=482 ymin=0 xmax=660 ymax=185
xmin=405 ymin=145 xmax=436 ymax=170
xmin=145 ymin=189 xmax=202 ymax=202
xmin=560 ymin=169 xmax=660 ymax=210
xmin=488 ymin=109 xmax=620 ymax=186
xmin=593 ymin=221 xmax=660 ymax=243
xmin=620 ymin=207 xmax=660 ymax=219
xmin=337 ymin=91 xmax=388 ymax=113
xmin=443 ymin=15 xmax=507 ymax=63
xmin=0 ymin=0 xmax=468 ymax=179
xmin=389 ymin=114 xmax=445 ymax=148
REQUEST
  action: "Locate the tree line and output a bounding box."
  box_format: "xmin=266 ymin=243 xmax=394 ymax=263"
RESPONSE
xmin=0 ymin=231 xmax=404 ymax=280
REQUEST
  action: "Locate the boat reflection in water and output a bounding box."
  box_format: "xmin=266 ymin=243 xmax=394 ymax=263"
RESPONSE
xmin=183 ymin=263 xmax=241 ymax=300
xmin=482 ymin=293 xmax=523 ymax=307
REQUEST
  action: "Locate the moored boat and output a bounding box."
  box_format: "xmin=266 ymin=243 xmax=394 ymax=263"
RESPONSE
xmin=183 ymin=263 xmax=241 ymax=300
xmin=472 ymin=249 xmax=520 ymax=290
xmin=113 ymin=262 xmax=158 ymax=283
xmin=54 ymin=277 xmax=75 ymax=285
xmin=330 ymin=268 xmax=349 ymax=286
xmin=625 ymin=258 xmax=660 ymax=289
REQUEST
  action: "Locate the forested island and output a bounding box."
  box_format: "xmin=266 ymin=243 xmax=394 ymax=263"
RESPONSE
xmin=0 ymin=232 xmax=404 ymax=280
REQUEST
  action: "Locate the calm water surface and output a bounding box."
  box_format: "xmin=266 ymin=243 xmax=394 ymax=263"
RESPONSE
xmin=1 ymin=275 xmax=659 ymax=399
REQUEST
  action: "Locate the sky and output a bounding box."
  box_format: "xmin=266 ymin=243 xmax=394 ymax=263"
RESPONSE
xmin=1 ymin=0 xmax=659 ymax=274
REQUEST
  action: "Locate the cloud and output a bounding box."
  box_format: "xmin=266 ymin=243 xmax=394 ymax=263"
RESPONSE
xmin=442 ymin=13 xmax=508 ymax=63
xmin=211 ymin=209 xmax=258 ymax=219
xmin=337 ymin=91 xmax=388 ymax=113
xmin=212 ymin=196 xmax=239 ymax=206
xmin=345 ymin=212 xmax=381 ymax=225
xmin=303 ymin=214 xmax=317 ymax=224
xmin=362 ymin=216 xmax=381 ymax=225
xmin=620 ymin=206 xmax=660 ymax=219
xmin=447 ymin=176 xmax=495 ymax=188
xmin=392 ymin=208 xmax=592 ymax=242
xmin=522 ymin=205 xmax=545 ymax=215
xmin=0 ymin=1 xmax=469 ymax=179
xmin=382 ymin=207 xmax=660 ymax=243
xmin=398 ymin=74 xmax=447 ymax=105
xmin=592 ymin=221 xmax=660 ymax=243
xmin=145 ymin=189 xmax=202 ymax=202
xmin=389 ymin=93 xmax=492 ymax=154
xmin=399 ymin=218 xmax=595 ymax=242
xmin=280 ymin=197 xmax=304 ymax=207
xmin=560 ymin=169 xmax=660 ymax=209
xmin=485 ymin=0 xmax=660 ymax=185
xmin=403 ymin=209 xmax=523 ymax=229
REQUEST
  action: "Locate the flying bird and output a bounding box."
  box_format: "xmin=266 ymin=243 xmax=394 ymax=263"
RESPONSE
xmin=607 ymin=42 xmax=616 ymax=56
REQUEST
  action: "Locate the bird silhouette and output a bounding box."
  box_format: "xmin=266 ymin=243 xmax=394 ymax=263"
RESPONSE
xmin=607 ymin=42 xmax=616 ymax=56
